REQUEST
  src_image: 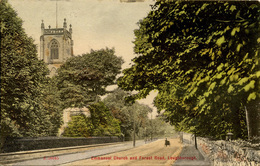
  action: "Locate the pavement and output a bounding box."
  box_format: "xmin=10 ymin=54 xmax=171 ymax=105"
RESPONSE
xmin=173 ymin=144 xmax=212 ymax=166
xmin=8 ymin=140 xmax=147 ymax=166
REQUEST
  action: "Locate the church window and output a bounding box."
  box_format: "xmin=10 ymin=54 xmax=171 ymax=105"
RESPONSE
xmin=50 ymin=40 xmax=59 ymax=59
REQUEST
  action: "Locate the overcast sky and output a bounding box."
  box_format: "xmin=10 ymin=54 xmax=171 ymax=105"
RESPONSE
xmin=8 ymin=0 xmax=158 ymax=117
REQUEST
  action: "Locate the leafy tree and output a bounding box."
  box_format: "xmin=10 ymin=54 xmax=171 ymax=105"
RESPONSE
xmin=63 ymin=114 xmax=92 ymax=137
xmin=103 ymin=89 xmax=131 ymax=135
xmin=88 ymin=102 xmax=121 ymax=136
xmin=103 ymin=89 xmax=152 ymax=140
xmin=118 ymin=1 xmax=260 ymax=140
xmin=0 ymin=0 xmax=56 ymax=151
xmin=146 ymin=117 xmax=175 ymax=139
xmin=40 ymin=77 xmax=63 ymax=136
xmin=55 ymin=48 xmax=124 ymax=108
xmin=63 ymin=102 xmax=121 ymax=137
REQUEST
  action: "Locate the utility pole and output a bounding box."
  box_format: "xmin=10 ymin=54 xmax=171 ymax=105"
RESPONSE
xmin=133 ymin=104 xmax=136 ymax=147
xmin=192 ymin=118 xmax=198 ymax=149
xmin=150 ymin=112 xmax=153 ymax=141
xmin=194 ymin=131 xmax=197 ymax=149
xmin=133 ymin=116 xmax=136 ymax=147
xmin=124 ymin=92 xmax=136 ymax=147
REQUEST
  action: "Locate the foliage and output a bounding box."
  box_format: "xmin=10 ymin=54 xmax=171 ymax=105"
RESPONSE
xmin=88 ymin=102 xmax=121 ymax=136
xmin=145 ymin=117 xmax=175 ymax=139
xmin=0 ymin=0 xmax=66 ymax=152
xmin=103 ymin=89 xmax=152 ymax=140
xmin=63 ymin=114 xmax=92 ymax=137
xmin=40 ymin=77 xmax=63 ymax=136
xmin=118 ymin=1 xmax=260 ymax=139
xmin=55 ymin=48 xmax=124 ymax=108
xmin=103 ymin=88 xmax=132 ymax=135
xmin=1 ymin=0 xmax=48 ymax=139
xmin=63 ymin=102 xmax=121 ymax=137
xmin=0 ymin=1 xmax=65 ymax=152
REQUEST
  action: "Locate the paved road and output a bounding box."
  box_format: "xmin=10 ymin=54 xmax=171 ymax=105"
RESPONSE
xmin=10 ymin=140 xmax=146 ymax=166
xmin=62 ymin=138 xmax=183 ymax=166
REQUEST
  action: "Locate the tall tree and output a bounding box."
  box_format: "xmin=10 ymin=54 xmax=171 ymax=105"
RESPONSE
xmin=103 ymin=89 xmax=152 ymax=140
xmin=88 ymin=102 xmax=121 ymax=136
xmin=103 ymin=89 xmax=133 ymax=137
xmin=40 ymin=77 xmax=63 ymax=136
xmin=56 ymin=48 xmax=124 ymax=108
xmin=0 ymin=0 xmax=51 ymax=151
xmin=118 ymin=1 xmax=259 ymax=140
xmin=146 ymin=117 xmax=175 ymax=139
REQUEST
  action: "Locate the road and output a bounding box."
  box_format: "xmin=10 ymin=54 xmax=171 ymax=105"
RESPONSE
xmin=9 ymin=138 xmax=183 ymax=166
xmin=62 ymin=138 xmax=182 ymax=166
xmin=10 ymin=140 xmax=146 ymax=166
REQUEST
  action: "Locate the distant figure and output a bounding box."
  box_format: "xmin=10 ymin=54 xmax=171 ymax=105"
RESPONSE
xmin=165 ymin=138 xmax=170 ymax=147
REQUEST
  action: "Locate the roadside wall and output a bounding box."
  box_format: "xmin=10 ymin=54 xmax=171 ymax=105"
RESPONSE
xmin=2 ymin=136 xmax=121 ymax=153
xmin=182 ymin=133 xmax=260 ymax=166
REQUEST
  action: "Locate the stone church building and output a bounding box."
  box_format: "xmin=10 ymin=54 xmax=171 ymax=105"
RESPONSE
xmin=40 ymin=18 xmax=73 ymax=76
xmin=40 ymin=19 xmax=89 ymax=135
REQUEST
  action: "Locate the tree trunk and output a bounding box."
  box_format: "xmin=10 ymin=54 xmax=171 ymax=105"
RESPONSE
xmin=231 ymin=104 xmax=243 ymax=139
xmin=245 ymin=99 xmax=260 ymax=141
xmin=0 ymin=136 xmax=6 ymax=153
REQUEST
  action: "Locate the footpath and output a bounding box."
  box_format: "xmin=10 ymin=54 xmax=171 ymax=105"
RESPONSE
xmin=173 ymin=143 xmax=211 ymax=166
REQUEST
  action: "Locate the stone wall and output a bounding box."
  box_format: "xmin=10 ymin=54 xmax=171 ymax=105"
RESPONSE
xmin=3 ymin=136 xmax=122 ymax=153
xmin=182 ymin=133 xmax=260 ymax=166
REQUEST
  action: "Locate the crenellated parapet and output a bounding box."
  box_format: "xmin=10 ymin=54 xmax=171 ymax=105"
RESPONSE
xmin=43 ymin=28 xmax=72 ymax=39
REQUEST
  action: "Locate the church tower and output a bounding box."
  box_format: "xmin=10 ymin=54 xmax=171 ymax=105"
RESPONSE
xmin=40 ymin=19 xmax=73 ymax=76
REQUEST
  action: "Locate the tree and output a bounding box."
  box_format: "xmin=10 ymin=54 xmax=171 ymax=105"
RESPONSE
xmin=103 ymin=89 xmax=152 ymax=140
xmin=0 ymin=0 xmax=52 ymax=151
xmin=146 ymin=117 xmax=175 ymax=139
xmin=40 ymin=77 xmax=63 ymax=136
xmin=55 ymin=48 xmax=124 ymax=108
xmin=63 ymin=114 xmax=92 ymax=137
xmin=88 ymin=102 xmax=121 ymax=136
xmin=118 ymin=1 xmax=259 ymax=140
xmin=103 ymin=89 xmax=131 ymax=134
xmin=63 ymin=102 xmax=121 ymax=137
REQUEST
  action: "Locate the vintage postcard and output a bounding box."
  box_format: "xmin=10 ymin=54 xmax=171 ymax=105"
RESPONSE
xmin=1 ymin=0 xmax=259 ymax=165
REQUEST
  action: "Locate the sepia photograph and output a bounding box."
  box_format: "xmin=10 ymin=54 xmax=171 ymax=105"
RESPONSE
xmin=0 ymin=0 xmax=259 ymax=165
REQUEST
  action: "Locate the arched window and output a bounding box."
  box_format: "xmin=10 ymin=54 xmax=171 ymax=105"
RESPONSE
xmin=50 ymin=40 xmax=59 ymax=59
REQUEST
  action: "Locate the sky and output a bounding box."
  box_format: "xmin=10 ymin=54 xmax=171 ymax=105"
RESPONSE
xmin=8 ymin=0 xmax=158 ymax=118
